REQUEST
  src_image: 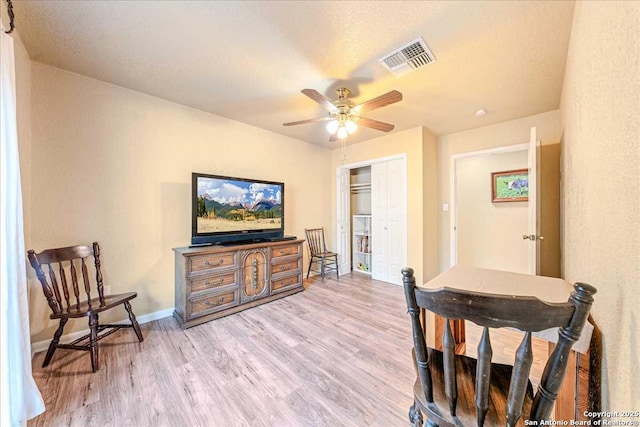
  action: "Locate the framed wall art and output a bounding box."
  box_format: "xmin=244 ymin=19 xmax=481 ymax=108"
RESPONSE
xmin=491 ymin=169 xmax=529 ymax=202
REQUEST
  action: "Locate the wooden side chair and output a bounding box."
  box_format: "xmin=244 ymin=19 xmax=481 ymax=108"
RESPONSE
xmin=401 ymin=267 xmax=596 ymax=427
xmin=27 ymin=242 xmax=144 ymax=372
xmin=304 ymin=227 xmax=339 ymax=282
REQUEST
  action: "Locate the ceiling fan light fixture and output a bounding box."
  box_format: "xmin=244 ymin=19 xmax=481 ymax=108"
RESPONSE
xmin=345 ymin=120 xmax=357 ymax=134
xmin=286 ymin=87 xmax=402 ymax=141
xmin=336 ymin=126 xmax=348 ymax=139
xmin=326 ymin=120 xmax=339 ymax=134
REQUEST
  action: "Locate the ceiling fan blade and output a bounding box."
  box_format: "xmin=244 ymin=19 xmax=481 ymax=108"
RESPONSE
xmin=302 ymin=89 xmax=337 ymax=112
xmin=354 ymin=90 xmax=402 ymax=114
xmin=283 ymin=117 xmax=332 ymax=126
xmin=358 ymin=117 xmax=395 ymax=132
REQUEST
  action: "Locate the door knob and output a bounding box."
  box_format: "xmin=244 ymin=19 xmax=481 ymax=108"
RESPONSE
xmin=523 ymin=234 xmax=544 ymax=241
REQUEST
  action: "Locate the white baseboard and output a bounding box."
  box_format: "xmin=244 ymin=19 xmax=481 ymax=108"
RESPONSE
xmin=30 ymin=307 xmax=174 ymax=356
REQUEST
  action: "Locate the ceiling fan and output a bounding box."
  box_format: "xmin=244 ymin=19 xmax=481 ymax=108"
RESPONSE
xmin=283 ymin=87 xmax=403 ymax=141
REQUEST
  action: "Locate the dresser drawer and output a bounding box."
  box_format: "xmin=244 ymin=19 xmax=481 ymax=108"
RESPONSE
xmin=189 ymin=289 xmax=239 ymax=318
xmin=271 ymin=244 xmax=301 ymax=258
xmin=189 ymin=271 xmax=237 ymax=294
xmin=271 ymin=273 xmax=302 ymax=294
xmin=271 ymin=259 xmax=301 ymax=275
xmin=189 ymin=252 xmax=237 ymax=274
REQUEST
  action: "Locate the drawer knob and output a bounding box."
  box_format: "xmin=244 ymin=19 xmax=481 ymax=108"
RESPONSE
xmin=204 ymin=297 xmax=224 ymax=307
xmin=279 ymin=265 xmax=287 ymax=271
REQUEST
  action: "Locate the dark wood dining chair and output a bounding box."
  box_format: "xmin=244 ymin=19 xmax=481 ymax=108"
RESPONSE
xmin=27 ymin=242 xmax=144 ymax=372
xmin=304 ymin=227 xmax=339 ymax=282
xmin=401 ymin=267 xmax=596 ymax=427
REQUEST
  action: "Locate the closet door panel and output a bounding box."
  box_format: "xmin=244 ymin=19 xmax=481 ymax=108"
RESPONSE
xmin=337 ymin=168 xmax=351 ymax=273
xmin=371 ymin=162 xmax=388 ymax=281
xmin=386 ymin=158 xmax=406 ymax=285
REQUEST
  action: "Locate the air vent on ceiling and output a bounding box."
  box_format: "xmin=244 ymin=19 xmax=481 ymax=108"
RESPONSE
xmin=379 ymin=37 xmax=436 ymax=77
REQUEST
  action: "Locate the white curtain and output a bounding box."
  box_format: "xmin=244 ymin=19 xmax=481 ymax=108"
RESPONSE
xmin=1 ymin=22 xmax=46 ymax=426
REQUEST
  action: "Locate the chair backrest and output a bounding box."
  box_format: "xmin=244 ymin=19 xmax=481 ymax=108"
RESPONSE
xmin=402 ymin=267 xmax=596 ymax=426
xmin=27 ymin=242 xmax=106 ymax=315
xmin=304 ymin=228 xmax=327 ymax=256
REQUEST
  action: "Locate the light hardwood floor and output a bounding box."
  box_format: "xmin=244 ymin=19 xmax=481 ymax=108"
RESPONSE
xmin=30 ymin=274 xmax=416 ymax=427
xmin=30 ymin=273 xmax=550 ymax=426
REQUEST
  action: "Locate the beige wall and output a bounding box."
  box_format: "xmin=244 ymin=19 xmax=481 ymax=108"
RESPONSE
xmin=27 ymin=63 xmax=332 ymax=342
xmin=422 ymin=128 xmax=439 ymax=283
xmin=560 ymin=1 xmax=640 ymax=410
xmin=330 ymin=127 xmax=439 ymax=286
xmin=12 ymin=32 xmax=32 ymax=263
xmin=456 ymin=150 xmax=529 ymax=273
xmin=438 ymin=110 xmax=562 ymax=272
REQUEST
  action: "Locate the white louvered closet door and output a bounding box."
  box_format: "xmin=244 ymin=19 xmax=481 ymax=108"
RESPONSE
xmin=371 ymin=158 xmax=406 ymax=285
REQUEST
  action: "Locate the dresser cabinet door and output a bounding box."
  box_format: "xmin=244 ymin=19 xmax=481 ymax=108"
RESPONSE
xmin=240 ymin=249 xmax=268 ymax=302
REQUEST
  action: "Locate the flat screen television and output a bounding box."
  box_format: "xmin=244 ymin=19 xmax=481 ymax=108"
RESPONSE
xmin=191 ymin=173 xmax=284 ymax=245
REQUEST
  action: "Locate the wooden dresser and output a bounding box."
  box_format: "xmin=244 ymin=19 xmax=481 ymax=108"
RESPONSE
xmin=173 ymin=239 xmax=304 ymax=328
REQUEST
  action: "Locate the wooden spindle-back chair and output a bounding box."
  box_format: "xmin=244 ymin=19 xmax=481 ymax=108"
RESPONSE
xmin=401 ymin=267 xmax=596 ymax=427
xmin=304 ymin=227 xmax=339 ymax=282
xmin=27 ymin=242 xmax=143 ymax=372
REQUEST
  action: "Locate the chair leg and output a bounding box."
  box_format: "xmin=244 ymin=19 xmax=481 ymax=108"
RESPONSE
xmin=409 ymin=401 xmax=423 ymax=427
xmin=88 ymin=314 xmax=99 ymax=372
xmin=306 ymin=256 xmax=313 ymax=279
xmin=43 ymin=318 xmax=68 ymax=367
xmin=320 ymin=256 xmax=326 ymax=283
xmin=334 ymin=255 xmax=340 ymax=280
xmin=124 ymin=300 xmax=144 ymax=342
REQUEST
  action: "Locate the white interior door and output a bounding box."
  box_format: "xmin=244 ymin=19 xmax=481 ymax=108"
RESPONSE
xmin=451 ymin=128 xmax=542 ymax=275
xmin=371 ymin=162 xmax=388 ymax=281
xmin=371 ymin=158 xmax=406 ymax=285
xmin=385 ymin=158 xmax=406 ymax=284
xmin=337 ymin=168 xmax=351 ymax=274
xmin=527 ymin=126 xmax=541 ymax=275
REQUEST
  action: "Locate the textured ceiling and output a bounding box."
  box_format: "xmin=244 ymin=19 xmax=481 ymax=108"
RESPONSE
xmin=14 ymin=1 xmax=575 ymax=147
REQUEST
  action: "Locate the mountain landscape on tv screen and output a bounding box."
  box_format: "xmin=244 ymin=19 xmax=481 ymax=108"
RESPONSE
xmin=196 ymin=178 xmax=282 ymax=233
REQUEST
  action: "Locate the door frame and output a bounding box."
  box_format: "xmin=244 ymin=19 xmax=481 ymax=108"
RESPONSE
xmin=449 ymin=143 xmax=529 ymax=267
xmin=336 ymin=153 xmax=407 ymax=281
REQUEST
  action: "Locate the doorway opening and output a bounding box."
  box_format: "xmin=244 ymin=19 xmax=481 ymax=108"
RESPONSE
xmin=451 ymin=143 xmax=530 ymax=274
xmin=336 ymin=154 xmax=407 ymax=285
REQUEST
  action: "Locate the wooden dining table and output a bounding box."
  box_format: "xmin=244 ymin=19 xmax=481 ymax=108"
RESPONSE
xmin=419 ymin=265 xmax=595 ymax=420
